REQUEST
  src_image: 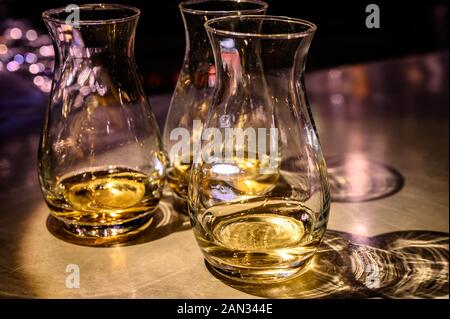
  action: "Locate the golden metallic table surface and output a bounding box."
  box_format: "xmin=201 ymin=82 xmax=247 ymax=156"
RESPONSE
xmin=0 ymin=51 xmax=448 ymax=298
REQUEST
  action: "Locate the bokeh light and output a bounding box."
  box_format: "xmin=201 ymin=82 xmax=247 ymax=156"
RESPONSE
xmin=25 ymin=29 xmax=38 ymax=41
xmin=0 ymin=44 xmax=7 ymax=55
xmin=25 ymin=52 xmax=37 ymax=64
xmin=6 ymin=60 xmax=20 ymax=72
xmin=14 ymin=54 xmax=24 ymax=64
xmin=29 ymin=64 xmax=40 ymax=74
xmin=9 ymin=27 xmax=23 ymax=40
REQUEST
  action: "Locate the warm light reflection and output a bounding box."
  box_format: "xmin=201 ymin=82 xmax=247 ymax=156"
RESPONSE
xmin=354 ymin=224 xmax=369 ymax=236
xmin=0 ymin=44 xmax=7 ymax=55
xmin=11 ymin=191 xmax=190 ymax=297
xmin=209 ymin=230 xmax=449 ymax=298
xmin=327 ymin=154 xmax=404 ymax=202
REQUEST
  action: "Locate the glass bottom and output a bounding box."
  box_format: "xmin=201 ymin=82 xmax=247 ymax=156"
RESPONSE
xmin=205 ymin=256 xmax=313 ymax=284
xmin=193 ymin=198 xmax=324 ymax=283
xmin=48 ymin=213 xmax=153 ymax=246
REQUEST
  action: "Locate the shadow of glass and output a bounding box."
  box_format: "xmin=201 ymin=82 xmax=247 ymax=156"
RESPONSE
xmin=326 ymin=155 xmax=405 ymax=203
xmin=206 ymin=230 xmax=448 ymax=298
xmin=46 ymin=195 xmax=191 ymax=247
xmin=125 ymin=198 xmax=191 ymax=246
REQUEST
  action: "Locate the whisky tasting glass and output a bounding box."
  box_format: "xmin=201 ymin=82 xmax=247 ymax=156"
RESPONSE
xmin=38 ymin=4 xmax=166 ymax=242
xmin=163 ymin=0 xmax=268 ymax=213
xmin=189 ymin=16 xmax=330 ymax=283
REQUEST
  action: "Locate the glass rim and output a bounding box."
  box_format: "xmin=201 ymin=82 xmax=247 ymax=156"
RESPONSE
xmin=42 ymin=3 xmax=140 ymax=25
xmin=179 ymin=0 xmax=268 ymax=16
xmin=205 ymin=15 xmax=317 ymax=39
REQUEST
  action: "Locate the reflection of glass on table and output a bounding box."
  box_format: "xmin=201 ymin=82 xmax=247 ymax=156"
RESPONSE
xmin=326 ymin=154 xmax=404 ymax=202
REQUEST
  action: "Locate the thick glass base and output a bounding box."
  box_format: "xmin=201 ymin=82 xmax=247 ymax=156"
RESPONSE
xmin=48 ymin=213 xmax=153 ymax=246
xmin=205 ymin=256 xmax=313 ymax=284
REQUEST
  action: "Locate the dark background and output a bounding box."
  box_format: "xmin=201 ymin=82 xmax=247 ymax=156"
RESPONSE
xmin=0 ymin=0 xmax=448 ymax=94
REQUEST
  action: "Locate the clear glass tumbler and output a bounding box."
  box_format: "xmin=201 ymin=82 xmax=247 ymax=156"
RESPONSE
xmin=163 ymin=0 xmax=268 ymax=213
xmin=189 ymin=15 xmax=330 ymax=283
xmin=38 ymin=4 xmax=166 ymax=242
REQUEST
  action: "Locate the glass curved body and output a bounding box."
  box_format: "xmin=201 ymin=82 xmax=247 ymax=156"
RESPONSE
xmin=189 ymin=16 xmax=330 ymax=282
xmin=163 ymin=0 xmax=267 ymax=213
xmin=38 ymin=5 xmax=166 ymax=242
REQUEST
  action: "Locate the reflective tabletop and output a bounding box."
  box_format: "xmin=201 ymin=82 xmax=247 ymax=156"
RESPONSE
xmin=0 ymin=51 xmax=448 ymax=298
